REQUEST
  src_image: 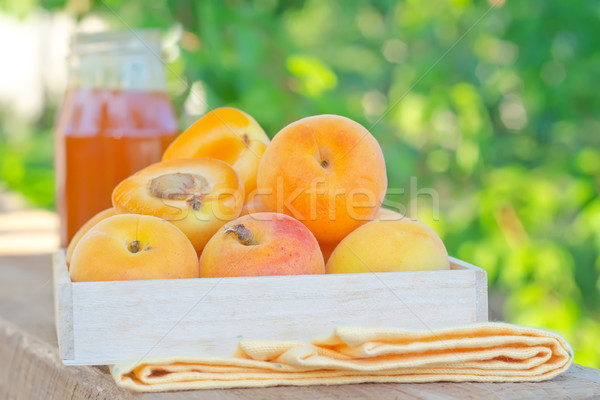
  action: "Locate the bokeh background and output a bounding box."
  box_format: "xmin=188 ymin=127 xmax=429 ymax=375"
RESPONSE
xmin=0 ymin=0 xmax=599 ymax=367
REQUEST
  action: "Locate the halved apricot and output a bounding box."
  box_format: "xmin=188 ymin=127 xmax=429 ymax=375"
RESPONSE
xmin=112 ymin=158 xmax=244 ymax=254
xmin=162 ymin=107 xmax=269 ymax=200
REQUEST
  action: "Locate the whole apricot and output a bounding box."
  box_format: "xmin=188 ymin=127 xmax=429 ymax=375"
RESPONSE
xmin=257 ymin=115 xmax=387 ymax=246
xmin=199 ymin=212 xmax=325 ymax=277
xmin=320 ymin=207 xmax=405 ymax=263
xmin=70 ymin=214 xmax=199 ymax=281
xmin=326 ymin=218 xmax=450 ymax=274
xmin=66 ymin=207 xmax=117 ymax=267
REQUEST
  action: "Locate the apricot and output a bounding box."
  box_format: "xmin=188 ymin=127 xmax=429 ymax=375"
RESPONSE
xmin=319 ymin=208 xmax=404 ymax=263
xmin=326 ymin=218 xmax=450 ymax=274
xmin=112 ymin=158 xmax=244 ymax=254
xmin=65 ymin=207 xmax=117 ymax=267
xmin=320 ymin=242 xmax=337 ymax=264
xmin=162 ymin=107 xmax=270 ymax=200
xmin=70 ymin=214 xmax=199 ymax=282
xmin=375 ymin=207 xmax=404 ymax=221
xmin=199 ymin=212 xmax=325 ymax=277
xmin=257 ymin=115 xmax=387 ymax=246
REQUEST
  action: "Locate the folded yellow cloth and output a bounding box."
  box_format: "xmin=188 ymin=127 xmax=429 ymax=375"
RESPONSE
xmin=111 ymin=323 xmax=573 ymax=392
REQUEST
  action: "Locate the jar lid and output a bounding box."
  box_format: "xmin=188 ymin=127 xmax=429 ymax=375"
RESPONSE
xmin=67 ymin=29 xmax=167 ymax=91
xmin=70 ymin=30 xmax=163 ymax=56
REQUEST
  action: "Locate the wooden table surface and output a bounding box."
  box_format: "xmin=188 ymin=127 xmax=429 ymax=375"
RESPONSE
xmin=1 ymin=253 xmax=600 ymax=399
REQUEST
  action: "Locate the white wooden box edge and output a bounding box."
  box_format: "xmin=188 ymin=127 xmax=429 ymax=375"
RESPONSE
xmin=53 ymin=250 xmax=488 ymax=366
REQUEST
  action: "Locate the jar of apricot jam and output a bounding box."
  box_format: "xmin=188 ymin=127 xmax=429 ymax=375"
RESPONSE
xmin=55 ymin=31 xmax=179 ymax=247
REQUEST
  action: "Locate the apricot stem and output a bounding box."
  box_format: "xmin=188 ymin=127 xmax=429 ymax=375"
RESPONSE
xmin=187 ymin=195 xmax=203 ymax=211
xmin=128 ymin=240 xmax=141 ymax=253
xmin=320 ymin=159 xmax=329 ymax=168
xmin=224 ymin=224 xmax=257 ymax=246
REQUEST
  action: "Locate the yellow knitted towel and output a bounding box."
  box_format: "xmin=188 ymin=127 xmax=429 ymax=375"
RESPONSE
xmin=111 ymin=323 xmax=573 ymax=392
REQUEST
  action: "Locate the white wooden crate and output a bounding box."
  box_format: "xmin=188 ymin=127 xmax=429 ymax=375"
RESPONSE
xmin=53 ymin=250 xmax=488 ymax=366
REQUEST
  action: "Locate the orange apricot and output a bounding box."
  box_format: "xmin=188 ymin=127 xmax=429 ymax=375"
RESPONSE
xmin=199 ymin=213 xmax=324 ymax=277
xmin=257 ymin=115 xmax=387 ymax=246
xmin=70 ymin=214 xmax=199 ymax=282
xmin=319 ymin=242 xmax=336 ymax=264
xmin=65 ymin=207 xmax=117 ymax=267
xmin=162 ymin=107 xmax=269 ymax=200
xmin=326 ymin=218 xmax=450 ymax=274
xmin=319 ymin=208 xmax=405 ymax=263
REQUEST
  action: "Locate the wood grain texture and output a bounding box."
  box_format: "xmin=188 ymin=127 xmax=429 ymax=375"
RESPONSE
xmin=0 ymin=318 xmax=131 ymax=400
xmin=468 ymin=258 xmax=489 ymax=322
xmin=53 ymin=252 xmax=74 ymax=360
xmin=54 ymin=251 xmax=488 ymax=365
xmin=1 ymin=253 xmax=599 ymax=399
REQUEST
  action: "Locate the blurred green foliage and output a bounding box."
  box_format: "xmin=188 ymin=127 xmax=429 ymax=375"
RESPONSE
xmin=1 ymin=0 xmax=599 ymax=367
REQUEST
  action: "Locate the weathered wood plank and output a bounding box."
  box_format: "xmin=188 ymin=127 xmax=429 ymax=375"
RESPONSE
xmin=0 ymin=318 xmax=133 ymax=400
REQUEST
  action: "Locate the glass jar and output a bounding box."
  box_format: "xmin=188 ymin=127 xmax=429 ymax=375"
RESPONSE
xmin=55 ymin=30 xmax=179 ymax=247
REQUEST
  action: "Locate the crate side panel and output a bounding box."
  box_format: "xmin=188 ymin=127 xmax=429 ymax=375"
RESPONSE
xmin=53 ymin=251 xmax=74 ymax=361
xmin=475 ymin=268 xmax=489 ymax=321
xmin=450 ymin=256 xmax=488 ymax=322
xmin=70 ymin=269 xmax=480 ymax=365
